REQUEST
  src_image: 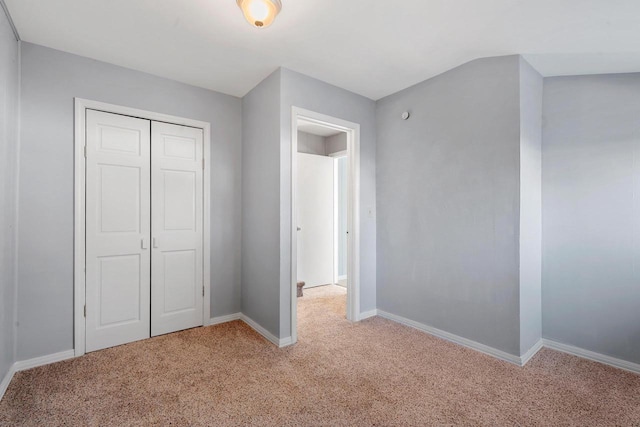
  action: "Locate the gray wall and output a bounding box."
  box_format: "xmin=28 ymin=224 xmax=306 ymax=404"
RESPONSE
xmin=280 ymin=68 xmax=377 ymax=338
xmin=376 ymin=56 xmax=522 ymax=355
xmin=0 ymin=5 xmax=18 ymax=383
xmin=241 ymin=69 xmax=282 ymax=337
xmin=17 ymin=43 xmax=242 ymax=360
xmin=518 ymin=58 xmax=543 ymax=354
xmin=297 ymin=131 xmax=326 ymax=155
xmin=297 ymin=131 xmax=347 ymax=156
xmin=326 ymin=133 xmax=347 ymax=155
xmin=542 ymin=73 xmax=640 ymax=364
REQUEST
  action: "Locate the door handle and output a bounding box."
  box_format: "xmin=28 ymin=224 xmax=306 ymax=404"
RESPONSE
xmin=153 ymin=237 xmax=159 ymax=248
xmin=141 ymin=237 xmax=148 ymax=250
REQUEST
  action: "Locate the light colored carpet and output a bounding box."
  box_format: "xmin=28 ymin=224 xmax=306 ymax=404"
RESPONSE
xmin=1 ymin=285 xmax=639 ymax=426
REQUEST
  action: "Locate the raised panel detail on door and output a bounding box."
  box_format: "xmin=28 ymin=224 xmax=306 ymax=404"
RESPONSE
xmin=163 ymin=250 xmax=196 ymax=313
xmin=99 ymin=126 xmax=142 ymax=155
xmin=163 ymin=170 xmax=196 ymax=230
xmin=151 ymin=122 xmax=204 ymax=336
xmin=85 ymin=110 xmax=151 ymax=352
xmin=99 ymin=165 xmax=140 ymax=233
xmin=163 ymin=135 xmax=197 ymax=160
xmin=98 ymin=254 xmax=141 ymax=326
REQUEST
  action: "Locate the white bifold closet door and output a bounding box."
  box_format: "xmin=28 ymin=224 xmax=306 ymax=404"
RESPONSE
xmin=85 ymin=110 xmax=204 ymax=352
xmin=150 ymin=122 xmax=204 ymax=337
xmin=85 ymin=110 xmax=152 ymax=352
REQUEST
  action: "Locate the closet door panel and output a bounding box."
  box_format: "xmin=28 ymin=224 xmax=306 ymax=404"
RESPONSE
xmin=85 ymin=110 xmax=151 ymax=352
xmin=151 ymin=122 xmax=204 ymax=336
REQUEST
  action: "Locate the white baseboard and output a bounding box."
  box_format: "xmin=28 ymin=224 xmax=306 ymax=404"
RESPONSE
xmin=543 ymin=339 xmax=640 ymax=375
xmin=211 ymin=313 xmax=291 ymax=347
xmin=375 ymin=310 xmax=639 ymax=374
xmin=278 ymin=336 xmax=293 ymax=347
xmin=14 ymin=350 xmax=75 ymax=372
xmin=520 ymin=339 xmax=544 ymax=366
xmin=240 ymin=314 xmax=291 ymax=348
xmin=377 ymin=310 xmax=523 ymax=365
xmin=206 ymin=312 xmax=241 ymax=326
xmin=367 ymin=310 xmax=544 ymax=367
xmin=359 ymin=309 xmax=378 ymax=320
xmin=0 ymin=364 xmax=15 ymax=402
xmin=1 ymin=349 xmax=75 ymax=402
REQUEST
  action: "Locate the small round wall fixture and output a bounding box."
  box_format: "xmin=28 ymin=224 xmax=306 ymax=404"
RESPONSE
xmin=237 ymin=0 xmax=282 ymax=28
xmin=402 ymin=111 xmax=411 ymax=120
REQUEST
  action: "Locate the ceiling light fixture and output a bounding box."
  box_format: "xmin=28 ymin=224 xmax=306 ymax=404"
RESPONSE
xmin=237 ymin=0 xmax=282 ymax=29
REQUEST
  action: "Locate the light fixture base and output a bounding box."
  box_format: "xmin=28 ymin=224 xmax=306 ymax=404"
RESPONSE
xmin=237 ymin=0 xmax=282 ymax=28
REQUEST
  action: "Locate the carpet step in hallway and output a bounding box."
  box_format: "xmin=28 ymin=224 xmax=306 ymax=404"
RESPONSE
xmin=1 ymin=285 xmax=639 ymax=426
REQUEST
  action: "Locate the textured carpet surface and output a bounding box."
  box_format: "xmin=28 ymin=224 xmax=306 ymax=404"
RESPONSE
xmin=1 ymin=285 xmax=639 ymax=426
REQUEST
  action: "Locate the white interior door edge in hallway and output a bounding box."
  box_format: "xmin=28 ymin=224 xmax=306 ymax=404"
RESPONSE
xmin=74 ymin=98 xmax=211 ymax=357
xmin=291 ymin=107 xmax=361 ymax=345
xmin=329 ymin=150 xmax=348 ymax=287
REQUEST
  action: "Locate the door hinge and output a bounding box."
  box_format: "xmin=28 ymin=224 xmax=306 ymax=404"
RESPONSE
xmin=202 ymin=286 xmax=205 ymax=297
xmin=83 ymin=146 xmax=87 ymax=158
xmin=84 ymin=305 xmax=86 ymax=317
xmin=202 ymin=159 xmax=205 ymax=170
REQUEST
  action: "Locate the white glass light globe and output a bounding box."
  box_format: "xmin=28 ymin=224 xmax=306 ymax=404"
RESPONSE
xmin=237 ymin=0 xmax=282 ymax=28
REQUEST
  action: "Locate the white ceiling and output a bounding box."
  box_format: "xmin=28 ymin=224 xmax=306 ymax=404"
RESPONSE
xmin=6 ymin=0 xmax=640 ymax=100
xmin=298 ymin=120 xmax=343 ymax=138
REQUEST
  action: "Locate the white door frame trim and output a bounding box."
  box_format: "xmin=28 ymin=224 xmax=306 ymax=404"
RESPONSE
xmin=73 ymin=98 xmax=211 ymax=357
xmin=291 ymin=107 xmax=361 ymax=345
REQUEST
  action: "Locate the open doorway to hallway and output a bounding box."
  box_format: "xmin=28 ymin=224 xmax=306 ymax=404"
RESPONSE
xmin=295 ymin=121 xmax=349 ymax=325
xmin=291 ymin=108 xmax=361 ymax=344
xmin=296 ymin=121 xmax=348 ymax=290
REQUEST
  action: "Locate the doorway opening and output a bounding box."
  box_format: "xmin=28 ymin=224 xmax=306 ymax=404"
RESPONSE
xmin=291 ymin=107 xmax=360 ymax=345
